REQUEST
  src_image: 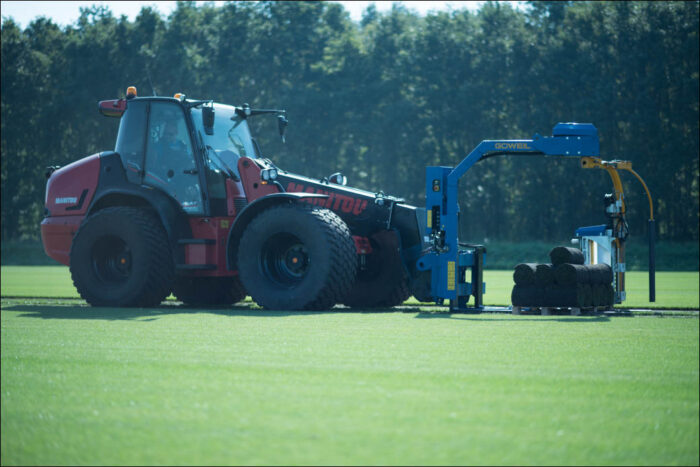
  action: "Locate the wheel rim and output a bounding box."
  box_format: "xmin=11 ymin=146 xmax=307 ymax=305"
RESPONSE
xmin=91 ymin=235 xmax=132 ymax=285
xmin=260 ymin=232 xmax=310 ymax=287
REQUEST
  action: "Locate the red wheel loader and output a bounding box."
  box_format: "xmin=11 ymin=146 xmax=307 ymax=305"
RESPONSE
xmin=41 ymin=87 xmax=426 ymax=309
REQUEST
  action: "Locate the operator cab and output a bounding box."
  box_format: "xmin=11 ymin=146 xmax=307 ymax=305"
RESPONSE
xmin=107 ymin=86 xmax=264 ymax=216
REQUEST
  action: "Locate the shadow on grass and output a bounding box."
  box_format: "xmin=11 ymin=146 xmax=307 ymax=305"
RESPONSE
xmin=4 ymin=300 xmax=612 ymax=323
xmin=5 ymin=302 xmax=321 ymax=321
xmin=414 ymin=311 xmax=612 ymax=322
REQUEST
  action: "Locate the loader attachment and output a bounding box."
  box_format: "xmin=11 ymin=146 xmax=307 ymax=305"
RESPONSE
xmin=419 ymin=123 xmax=601 ymax=311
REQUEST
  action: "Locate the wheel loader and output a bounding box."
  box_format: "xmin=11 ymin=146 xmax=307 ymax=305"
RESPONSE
xmin=42 ymin=86 xmax=651 ymax=311
xmin=41 ymin=87 xmax=426 ymax=309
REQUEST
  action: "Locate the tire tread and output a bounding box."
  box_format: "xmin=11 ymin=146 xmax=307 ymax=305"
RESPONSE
xmin=70 ymin=206 xmax=174 ymax=307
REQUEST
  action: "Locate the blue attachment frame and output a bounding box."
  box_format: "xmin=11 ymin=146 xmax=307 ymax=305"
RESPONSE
xmin=575 ymin=224 xmax=607 ymax=237
xmin=420 ymin=123 xmax=600 ymax=311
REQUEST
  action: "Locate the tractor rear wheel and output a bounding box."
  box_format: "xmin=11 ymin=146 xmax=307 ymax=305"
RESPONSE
xmin=69 ymin=207 xmax=174 ymax=307
xmin=342 ymin=230 xmax=411 ymax=308
xmin=237 ymin=203 xmax=357 ymax=310
xmin=173 ymin=276 xmax=246 ymax=306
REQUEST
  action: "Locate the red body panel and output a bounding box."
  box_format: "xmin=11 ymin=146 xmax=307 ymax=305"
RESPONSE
xmin=186 ymin=217 xmax=237 ymax=276
xmin=225 ymin=178 xmax=246 ymax=217
xmin=45 ymin=154 xmax=100 ymax=217
xmin=40 ymin=215 xmax=84 ymax=265
xmin=352 ymin=236 xmax=373 ymax=255
xmin=238 ymin=157 xmax=279 ymax=202
xmin=40 ymin=154 xmax=101 ymax=266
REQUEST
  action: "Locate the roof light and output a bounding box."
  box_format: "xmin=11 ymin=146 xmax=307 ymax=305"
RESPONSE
xmin=174 ymin=93 xmax=186 ymax=101
xmin=126 ymin=86 xmax=137 ymax=99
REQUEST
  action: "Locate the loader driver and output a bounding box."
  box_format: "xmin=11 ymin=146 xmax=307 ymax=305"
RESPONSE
xmin=145 ymin=113 xmax=202 ymax=213
xmin=148 ymin=118 xmax=195 ymax=185
xmin=156 ymin=120 xmax=189 ymax=170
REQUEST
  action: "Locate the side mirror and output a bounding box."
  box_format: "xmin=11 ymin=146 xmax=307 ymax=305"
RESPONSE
xmin=98 ymin=99 xmax=127 ymax=118
xmin=278 ymin=114 xmax=288 ymax=143
xmin=202 ymin=103 xmax=215 ymax=135
xmin=328 ymin=172 xmax=347 ymax=186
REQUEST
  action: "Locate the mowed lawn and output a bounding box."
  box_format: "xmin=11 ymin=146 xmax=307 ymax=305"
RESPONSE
xmin=2 ymin=266 xmax=698 ymax=309
xmin=1 ymin=298 xmax=698 ymax=466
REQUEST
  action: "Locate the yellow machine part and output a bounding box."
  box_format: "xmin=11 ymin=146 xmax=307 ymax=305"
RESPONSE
xmin=580 ymin=156 xmax=655 ymax=302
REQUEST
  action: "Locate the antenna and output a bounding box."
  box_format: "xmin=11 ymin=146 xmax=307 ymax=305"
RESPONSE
xmin=146 ymin=66 xmax=157 ymax=96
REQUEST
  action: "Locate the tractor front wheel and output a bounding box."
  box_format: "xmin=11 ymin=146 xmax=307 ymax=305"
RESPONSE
xmin=237 ymin=203 xmax=357 ymax=310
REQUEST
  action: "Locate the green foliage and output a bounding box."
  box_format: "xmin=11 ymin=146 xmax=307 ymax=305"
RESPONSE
xmin=1 ymin=1 xmax=698 ymax=241
xmin=2 ymin=300 xmax=698 ymax=465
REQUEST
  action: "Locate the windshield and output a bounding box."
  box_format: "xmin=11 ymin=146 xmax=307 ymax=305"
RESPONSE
xmin=191 ymin=103 xmax=257 ymax=178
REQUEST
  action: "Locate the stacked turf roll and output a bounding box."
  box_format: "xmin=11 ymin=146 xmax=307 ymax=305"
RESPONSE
xmin=511 ymin=246 xmax=615 ymax=308
xmin=512 ymin=263 xmax=548 ymax=306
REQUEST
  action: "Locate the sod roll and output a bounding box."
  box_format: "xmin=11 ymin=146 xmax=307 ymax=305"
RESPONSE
xmin=549 ymin=246 xmax=585 ymax=266
xmin=587 ymin=263 xmax=613 ymax=284
xmin=554 ymin=263 xmax=591 ymax=286
xmin=592 ymin=284 xmax=615 ymax=307
xmin=606 ymin=284 xmax=615 ymax=305
xmin=592 ymin=284 xmax=601 ymax=307
xmin=594 ymin=283 xmax=615 ymax=306
xmin=513 ymin=263 xmax=538 ymax=285
xmin=511 ymin=285 xmax=544 ymax=307
xmin=535 ymin=263 xmax=555 ymax=287
xmin=545 ymin=285 xmax=588 ymax=308
xmin=581 ymin=283 xmax=593 ymax=308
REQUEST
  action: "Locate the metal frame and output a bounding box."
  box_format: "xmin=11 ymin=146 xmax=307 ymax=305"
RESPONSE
xmin=576 ymin=225 xmax=626 ymax=303
xmin=419 ymin=123 xmax=601 ymax=311
xmin=577 ymin=157 xmax=656 ymax=303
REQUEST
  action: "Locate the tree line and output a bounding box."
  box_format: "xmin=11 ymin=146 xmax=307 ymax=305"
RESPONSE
xmin=1 ymin=1 xmax=698 ymax=243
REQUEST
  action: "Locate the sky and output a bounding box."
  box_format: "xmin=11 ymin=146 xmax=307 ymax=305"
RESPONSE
xmin=0 ymin=1 xmax=525 ymax=29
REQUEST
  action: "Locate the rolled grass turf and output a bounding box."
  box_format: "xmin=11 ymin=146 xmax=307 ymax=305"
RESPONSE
xmin=534 ymin=263 xmax=555 ymax=286
xmin=549 ymin=246 xmax=585 ymax=266
xmin=513 ymin=263 xmax=537 ymax=285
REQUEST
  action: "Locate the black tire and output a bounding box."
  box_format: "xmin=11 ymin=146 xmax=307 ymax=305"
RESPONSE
xmin=173 ymin=276 xmax=246 ymax=306
xmin=343 ymin=230 xmax=411 ymax=308
xmin=411 ymin=270 xmax=433 ymax=303
xmin=69 ymin=207 xmax=174 ymax=307
xmin=237 ymin=203 xmax=357 ymax=310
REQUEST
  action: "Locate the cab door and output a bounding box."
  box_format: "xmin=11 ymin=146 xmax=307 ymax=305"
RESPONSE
xmin=143 ymin=101 xmax=205 ymax=215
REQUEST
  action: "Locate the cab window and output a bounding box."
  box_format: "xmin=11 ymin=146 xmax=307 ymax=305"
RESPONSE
xmin=191 ymin=104 xmax=257 ymax=179
xmin=144 ymin=102 xmax=204 ymax=215
xmin=114 ymin=100 xmax=147 ymax=184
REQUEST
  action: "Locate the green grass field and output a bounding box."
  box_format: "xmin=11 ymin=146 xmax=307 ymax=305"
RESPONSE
xmin=2 ymin=266 xmax=699 ymax=465
xmin=2 ymin=266 xmax=698 ymax=309
xmin=1 ymin=298 xmax=698 ymax=465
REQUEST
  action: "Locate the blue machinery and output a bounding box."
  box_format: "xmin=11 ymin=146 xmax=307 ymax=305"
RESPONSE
xmin=418 ymin=122 xmax=655 ymax=311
